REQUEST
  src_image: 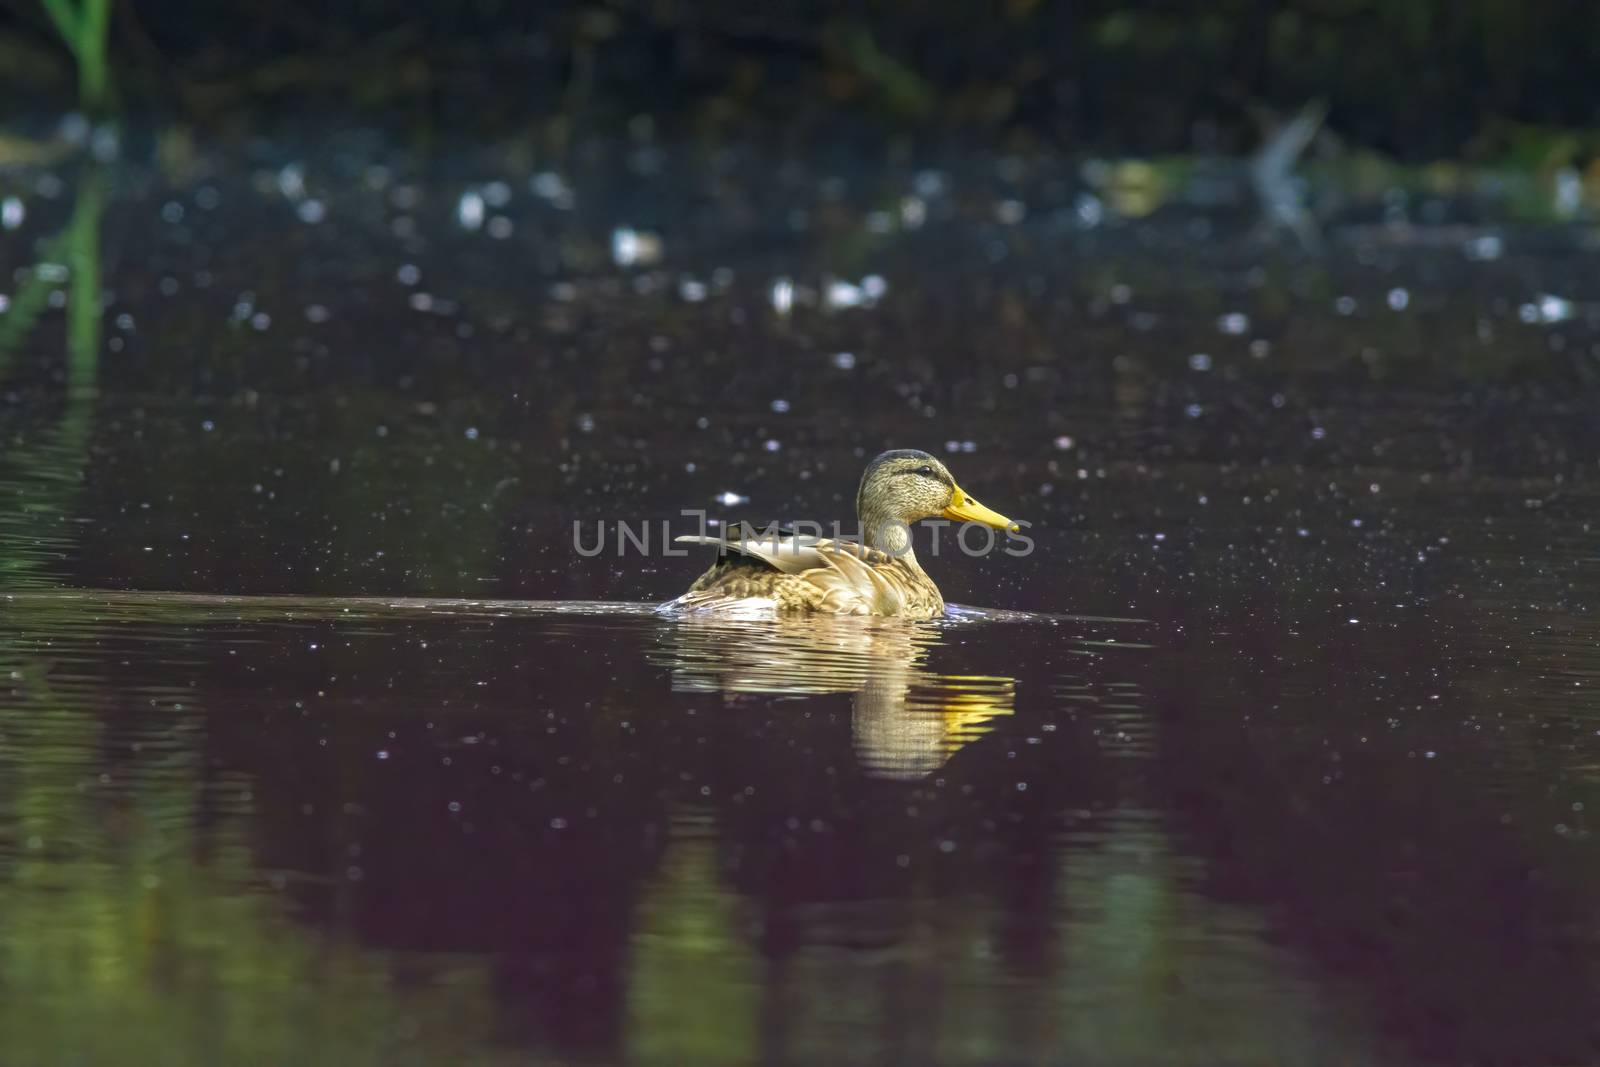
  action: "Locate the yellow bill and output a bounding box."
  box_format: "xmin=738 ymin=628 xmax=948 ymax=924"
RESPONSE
xmin=943 ymin=482 xmax=1021 ymax=532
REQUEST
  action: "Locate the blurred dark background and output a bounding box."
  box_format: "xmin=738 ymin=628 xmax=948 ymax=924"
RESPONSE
xmin=4 ymin=0 xmax=1600 ymax=161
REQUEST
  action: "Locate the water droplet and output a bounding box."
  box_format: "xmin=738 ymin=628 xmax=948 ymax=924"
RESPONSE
xmin=482 ymin=180 xmax=512 ymax=207
xmin=995 ymin=199 xmax=1026 ymax=224
xmin=1075 ymin=193 xmax=1104 ymax=227
xmin=825 ymin=280 xmax=864 ymax=309
xmin=457 ymin=189 xmax=485 ymax=230
xmin=770 ymin=278 xmax=795 ymax=315
xmin=611 ymin=227 xmax=662 ymax=267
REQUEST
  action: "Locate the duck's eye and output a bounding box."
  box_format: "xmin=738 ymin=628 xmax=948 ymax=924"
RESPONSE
xmin=914 ymin=466 xmax=939 ymax=479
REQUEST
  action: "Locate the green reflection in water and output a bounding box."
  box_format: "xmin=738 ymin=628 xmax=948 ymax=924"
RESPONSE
xmin=0 ymin=173 xmax=516 ymax=1066
xmin=627 ymin=829 xmax=760 ymax=1064
xmin=0 ymin=666 xmax=526 ymax=1066
xmin=0 ymin=169 xmax=100 ymax=591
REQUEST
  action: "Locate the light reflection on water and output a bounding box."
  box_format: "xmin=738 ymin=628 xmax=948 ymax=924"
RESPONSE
xmin=654 ymin=613 xmax=1018 ymax=779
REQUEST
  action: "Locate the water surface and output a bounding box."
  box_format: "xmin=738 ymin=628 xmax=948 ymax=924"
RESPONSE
xmin=1 ymin=138 xmax=1598 ymax=1064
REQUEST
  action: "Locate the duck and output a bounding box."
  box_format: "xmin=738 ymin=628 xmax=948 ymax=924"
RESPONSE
xmin=669 ymin=449 xmax=1021 ymax=618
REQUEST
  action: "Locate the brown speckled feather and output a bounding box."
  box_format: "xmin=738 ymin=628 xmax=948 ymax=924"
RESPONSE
xmin=673 ymin=533 xmax=944 ymax=618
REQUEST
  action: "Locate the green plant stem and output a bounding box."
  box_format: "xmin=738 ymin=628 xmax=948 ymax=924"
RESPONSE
xmin=65 ymin=173 xmax=102 ymax=395
xmin=37 ymin=0 xmax=80 ymax=50
xmin=78 ymin=0 xmax=111 ymax=111
xmin=36 ymin=0 xmax=112 ymax=111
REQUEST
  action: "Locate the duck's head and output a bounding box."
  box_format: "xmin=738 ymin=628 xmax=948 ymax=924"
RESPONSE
xmin=856 ymin=449 xmax=1020 ymax=551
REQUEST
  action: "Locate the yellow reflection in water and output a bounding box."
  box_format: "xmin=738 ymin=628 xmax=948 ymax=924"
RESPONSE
xmin=654 ymin=614 xmax=1016 ymax=778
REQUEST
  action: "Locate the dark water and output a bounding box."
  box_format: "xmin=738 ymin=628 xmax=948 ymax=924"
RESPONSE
xmin=2 ymin=138 xmax=1599 ymax=1064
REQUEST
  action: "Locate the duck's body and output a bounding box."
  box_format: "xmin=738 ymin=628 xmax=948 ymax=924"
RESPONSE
xmin=670 ymin=450 xmax=1020 ymax=618
xmin=675 ymin=523 xmax=946 ymax=617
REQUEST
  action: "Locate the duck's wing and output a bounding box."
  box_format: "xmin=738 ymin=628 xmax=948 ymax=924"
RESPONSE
xmin=674 ymin=528 xmax=893 ymax=573
xmin=673 ymin=532 xmax=911 ymax=615
xmin=803 ymin=542 xmax=912 ymax=615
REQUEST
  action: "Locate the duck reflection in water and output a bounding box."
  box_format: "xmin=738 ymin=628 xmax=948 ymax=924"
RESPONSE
xmin=653 ymin=614 xmax=1015 ymax=779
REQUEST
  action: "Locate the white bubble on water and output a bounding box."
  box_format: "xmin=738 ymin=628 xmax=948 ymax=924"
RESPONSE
xmin=1463 ymin=234 xmax=1503 ymax=261
xmin=482 ymin=180 xmax=512 ymax=207
xmin=531 ymin=172 xmax=574 ymax=209
xmin=825 ymin=280 xmax=864 ymax=308
xmin=1075 ymin=193 xmax=1104 ymax=228
xmin=457 ymin=189 xmax=485 ymax=230
xmin=770 ymin=278 xmax=795 ymax=315
xmin=276 ymin=162 xmax=305 ymax=200
xmin=1536 ymin=294 xmax=1575 ymax=323
xmin=612 ymin=227 xmax=663 ymax=267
